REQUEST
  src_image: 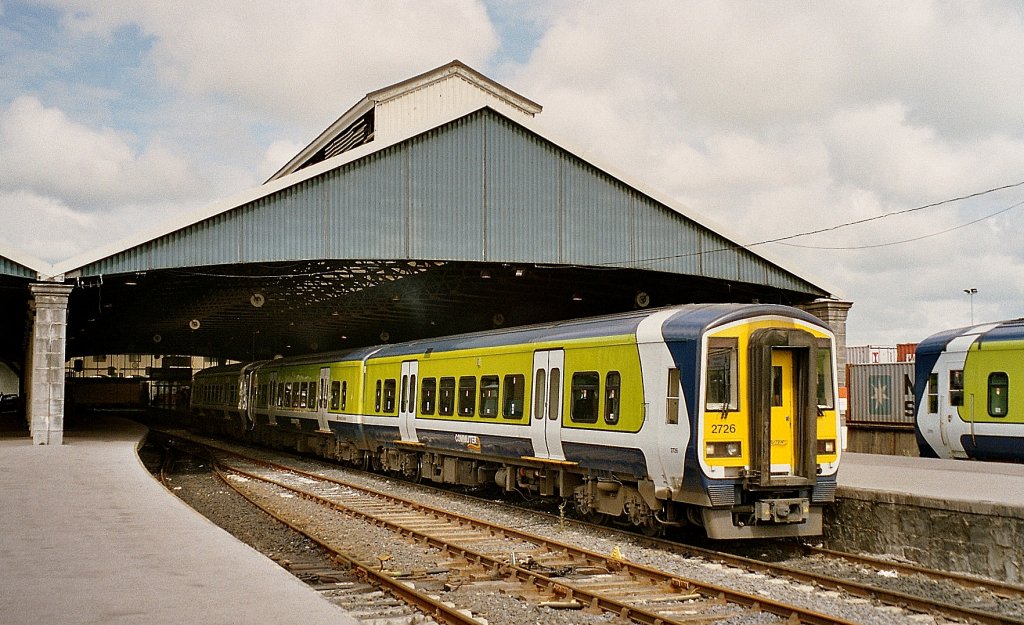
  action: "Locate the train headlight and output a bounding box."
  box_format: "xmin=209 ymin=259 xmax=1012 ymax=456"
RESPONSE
xmin=817 ymin=439 xmax=836 ymax=454
xmin=706 ymin=441 xmax=742 ymax=458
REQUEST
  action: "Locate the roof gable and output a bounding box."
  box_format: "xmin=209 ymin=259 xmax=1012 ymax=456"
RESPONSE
xmin=268 ymin=60 xmax=541 ymax=181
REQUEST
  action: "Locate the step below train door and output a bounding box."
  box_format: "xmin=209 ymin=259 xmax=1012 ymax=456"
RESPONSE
xmin=531 ymin=349 xmax=565 ymax=460
xmin=399 ymin=360 xmax=419 ymax=442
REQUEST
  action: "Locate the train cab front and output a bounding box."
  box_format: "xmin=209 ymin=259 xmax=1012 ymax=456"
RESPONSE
xmin=694 ymin=316 xmax=841 ymax=539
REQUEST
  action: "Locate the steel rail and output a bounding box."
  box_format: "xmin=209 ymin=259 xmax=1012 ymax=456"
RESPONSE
xmin=160 ymin=431 xmax=1024 ymax=625
xmin=212 ymin=465 xmax=486 ymax=625
xmin=804 ymin=545 xmax=1024 ymax=599
xmin=215 ymin=455 xmax=864 ymax=625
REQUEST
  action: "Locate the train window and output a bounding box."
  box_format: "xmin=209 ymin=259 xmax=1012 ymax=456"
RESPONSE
xmin=341 ymin=381 xmax=348 ymax=410
xmin=771 ymin=366 xmax=784 ymax=407
xmin=382 ymin=379 xmax=396 ymax=413
xmin=705 ymin=337 xmax=738 ymax=411
xmin=815 ymin=346 xmax=834 ymax=408
xmin=295 ymin=382 xmax=305 ymax=408
xmin=421 ymin=378 xmax=437 ymax=415
xmin=277 ymin=383 xmax=285 ymax=407
xmin=284 ymin=383 xmax=292 ymax=408
xmin=949 ymin=370 xmax=964 ymax=407
xmin=604 ymin=371 xmax=621 ymax=424
xmin=375 ymin=380 xmax=382 ymax=413
xmin=534 ymin=369 xmax=547 ymax=420
xmin=400 ymin=376 xmax=409 ymax=413
xmin=502 ymin=374 xmax=525 ymax=418
xmin=330 ymin=381 xmax=341 ymax=411
xmin=666 ymin=368 xmax=680 ymax=425
xmin=480 ymin=376 xmax=499 ymax=417
xmin=408 ymin=375 xmax=416 ymax=415
xmin=458 ymin=376 xmax=476 ymax=416
xmin=438 ymin=377 xmax=455 ymax=416
xmin=988 ymin=372 xmax=1009 ymax=417
xmin=570 ymin=372 xmax=600 ymax=423
xmin=548 ymin=368 xmax=561 ymax=421
xmin=927 ymin=373 xmax=938 ymax=413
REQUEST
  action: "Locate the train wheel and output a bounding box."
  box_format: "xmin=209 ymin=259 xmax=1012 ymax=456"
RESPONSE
xmin=638 ymin=521 xmax=663 ymax=537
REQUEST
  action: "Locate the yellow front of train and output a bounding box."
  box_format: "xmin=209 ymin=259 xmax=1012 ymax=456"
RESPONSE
xmin=694 ymin=313 xmax=840 ymax=539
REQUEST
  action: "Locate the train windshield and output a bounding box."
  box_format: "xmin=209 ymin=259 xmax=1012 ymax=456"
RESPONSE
xmin=816 ymin=348 xmax=834 ymax=409
xmin=705 ymin=338 xmax=738 ymax=411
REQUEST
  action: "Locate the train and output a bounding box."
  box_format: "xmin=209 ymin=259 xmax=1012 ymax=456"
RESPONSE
xmin=915 ymin=319 xmax=1024 ymax=461
xmin=191 ymin=303 xmax=842 ymax=539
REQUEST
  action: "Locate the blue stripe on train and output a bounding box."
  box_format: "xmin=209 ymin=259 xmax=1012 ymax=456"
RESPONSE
xmin=414 ymin=429 xmax=534 ymax=457
xmin=960 ymin=435 xmax=1024 ymax=462
xmin=561 ymin=442 xmax=647 ymax=477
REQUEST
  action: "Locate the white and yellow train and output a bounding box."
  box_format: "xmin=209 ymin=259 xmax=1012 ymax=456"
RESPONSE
xmin=192 ymin=304 xmax=841 ymax=539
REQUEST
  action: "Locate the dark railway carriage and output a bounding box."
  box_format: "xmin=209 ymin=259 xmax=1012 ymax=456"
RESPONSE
xmin=192 ymin=304 xmax=841 ymax=539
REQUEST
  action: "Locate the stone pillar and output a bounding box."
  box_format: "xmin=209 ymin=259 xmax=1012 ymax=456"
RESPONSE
xmin=27 ymin=283 xmax=73 ymax=445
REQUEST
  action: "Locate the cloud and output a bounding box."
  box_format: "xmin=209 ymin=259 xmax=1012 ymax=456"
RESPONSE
xmin=42 ymin=1 xmax=500 ymax=128
xmin=0 ymin=190 xmax=97 ymax=261
xmin=503 ymin=1 xmax=1024 ymax=343
xmin=0 ymin=95 xmax=207 ymax=208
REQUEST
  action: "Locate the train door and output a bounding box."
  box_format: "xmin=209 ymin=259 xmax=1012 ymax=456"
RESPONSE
xmin=750 ymin=329 xmax=817 ymax=485
xmin=316 ymin=367 xmax=331 ymax=432
xmin=267 ymin=372 xmax=279 ymax=426
xmin=769 ymin=349 xmax=798 ymax=473
xmin=531 ymin=350 xmax=565 ymax=460
xmin=399 ymin=360 xmax=418 ymax=442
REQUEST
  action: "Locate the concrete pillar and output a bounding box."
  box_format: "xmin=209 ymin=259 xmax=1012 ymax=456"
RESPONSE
xmin=27 ymin=283 xmax=73 ymax=445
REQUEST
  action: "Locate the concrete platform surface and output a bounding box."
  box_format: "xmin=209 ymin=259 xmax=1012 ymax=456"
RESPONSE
xmin=0 ymin=417 xmax=358 ymax=625
xmin=839 ymin=451 xmax=1024 ymax=516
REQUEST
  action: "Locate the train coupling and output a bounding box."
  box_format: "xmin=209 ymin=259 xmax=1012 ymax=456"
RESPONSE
xmin=754 ymin=498 xmax=810 ymax=524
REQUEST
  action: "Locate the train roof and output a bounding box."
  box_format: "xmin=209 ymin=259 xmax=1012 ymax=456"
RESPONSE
xmin=247 ymin=304 xmax=829 ymax=366
xmin=191 ymin=304 xmax=832 ymax=377
xmin=917 ymin=318 xmax=1024 ymax=357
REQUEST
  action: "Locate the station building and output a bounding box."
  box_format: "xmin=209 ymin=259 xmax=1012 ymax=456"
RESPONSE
xmin=0 ymin=61 xmax=851 ymax=444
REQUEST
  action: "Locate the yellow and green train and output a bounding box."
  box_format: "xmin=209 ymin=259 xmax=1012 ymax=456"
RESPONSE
xmin=915 ymin=319 xmax=1024 ymax=461
xmin=191 ymin=304 xmax=841 ymax=539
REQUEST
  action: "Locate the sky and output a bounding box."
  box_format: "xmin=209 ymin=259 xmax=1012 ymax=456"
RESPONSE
xmin=2 ymin=0 xmax=1023 ymax=347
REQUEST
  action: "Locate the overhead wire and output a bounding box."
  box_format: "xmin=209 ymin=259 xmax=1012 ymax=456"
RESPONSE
xmin=607 ymin=178 xmax=1024 ymax=266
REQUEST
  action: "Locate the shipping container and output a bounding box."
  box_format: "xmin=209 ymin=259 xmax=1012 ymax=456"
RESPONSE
xmin=847 ymin=345 xmax=898 ymax=364
xmin=896 ymin=343 xmax=917 ymax=362
xmin=847 ymin=361 xmax=915 ymax=425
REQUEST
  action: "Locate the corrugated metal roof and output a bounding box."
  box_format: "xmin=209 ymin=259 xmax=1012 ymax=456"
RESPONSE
xmin=0 ymin=249 xmax=46 ymax=279
xmin=61 ymin=108 xmax=827 ymax=297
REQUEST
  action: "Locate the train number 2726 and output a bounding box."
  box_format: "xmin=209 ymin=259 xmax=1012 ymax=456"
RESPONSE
xmin=711 ymin=424 xmax=736 ymax=434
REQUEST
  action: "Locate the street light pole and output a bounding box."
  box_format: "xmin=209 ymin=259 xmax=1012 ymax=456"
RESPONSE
xmin=964 ymin=288 xmax=978 ymax=325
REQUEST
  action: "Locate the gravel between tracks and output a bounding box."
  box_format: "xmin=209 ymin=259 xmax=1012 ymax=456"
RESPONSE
xmin=156 ymin=439 xmax=1021 ymax=625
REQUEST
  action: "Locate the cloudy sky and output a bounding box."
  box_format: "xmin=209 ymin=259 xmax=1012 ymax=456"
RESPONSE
xmin=2 ymin=0 xmax=1023 ymax=346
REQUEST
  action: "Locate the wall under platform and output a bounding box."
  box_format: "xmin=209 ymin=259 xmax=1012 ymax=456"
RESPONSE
xmin=825 ymin=489 xmax=1023 ymax=583
xmin=844 ymin=424 xmax=919 ymax=456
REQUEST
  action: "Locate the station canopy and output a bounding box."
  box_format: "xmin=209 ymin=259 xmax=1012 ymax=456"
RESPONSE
xmin=22 ymin=61 xmax=831 ymax=362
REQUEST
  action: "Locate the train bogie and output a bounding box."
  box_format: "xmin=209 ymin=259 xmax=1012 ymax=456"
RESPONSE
xmin=191 ymin=304 xmax=840 ymax=539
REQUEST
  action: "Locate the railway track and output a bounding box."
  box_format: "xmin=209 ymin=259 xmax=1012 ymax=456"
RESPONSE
xmin=156 ymin=430 xmax=1024 ymax=625
xmin=213 ymin=451 xmax=857 ymax=625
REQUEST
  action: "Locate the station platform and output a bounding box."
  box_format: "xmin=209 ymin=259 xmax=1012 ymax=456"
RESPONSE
xmin=838 ymin=451 xmax=1024 ymax=515
xmin=0 ymin=416 xmax=358 ymax=625
xmin=831 ymin=452 xmax=1024 ymax=583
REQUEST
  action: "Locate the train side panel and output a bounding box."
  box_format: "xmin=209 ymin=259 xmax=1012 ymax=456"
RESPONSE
xmin=916 ymin=321 xmax=1024 ymax=461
